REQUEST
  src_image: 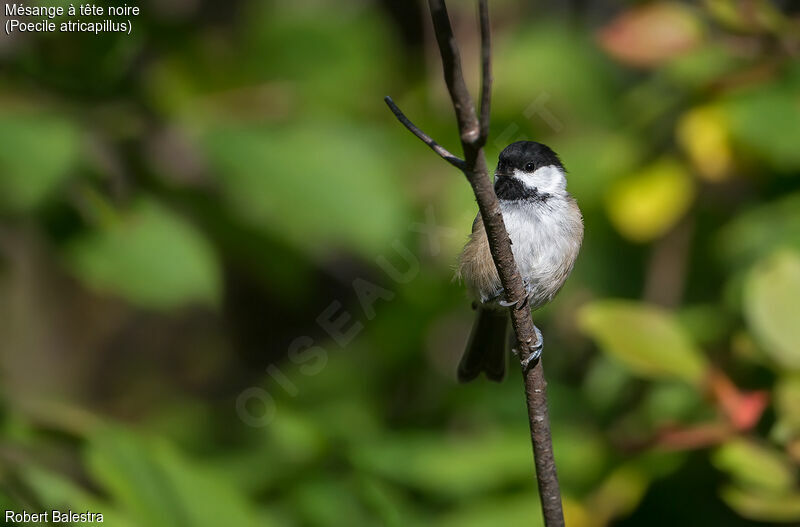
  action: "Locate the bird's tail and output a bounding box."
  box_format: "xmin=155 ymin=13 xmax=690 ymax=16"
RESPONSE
xmin=458 ymin=308 xmax=508 ymax=382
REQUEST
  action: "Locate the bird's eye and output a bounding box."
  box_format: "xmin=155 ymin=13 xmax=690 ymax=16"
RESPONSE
xmin=524 ymin=162 xmax=535 ymax=172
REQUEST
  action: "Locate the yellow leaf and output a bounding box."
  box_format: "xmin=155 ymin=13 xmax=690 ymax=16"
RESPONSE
xmin=676 ymin=105 xmax=732 ymax=182
xmin=563 ymin=496 xmax=591 ymax=527
xmin=606 ymin=158 xmax=695 ymax=242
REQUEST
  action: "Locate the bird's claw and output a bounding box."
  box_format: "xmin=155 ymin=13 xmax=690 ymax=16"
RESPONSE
xmin=486 ymin=281 xmax=532 ymax=310
xmin=514 ymin=325 xmax=543 ymax=372
xmin=499 ymin=280 xmax=532 ymax=308
xmin=498 ymin=297 xmax=519 ymax=308
xmin=498 ymin=291 xmax=530 ymax=311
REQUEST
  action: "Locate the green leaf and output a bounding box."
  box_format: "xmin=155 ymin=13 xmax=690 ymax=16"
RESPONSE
xmin=350 ymin=432 xmax=533 ymax=499
xmin=202 ymin=122 xmax=408 ymax=258
xmin=578 ymin=300 xmax=708 ymax=383
xmin=772 ymin=376 xmax=800 ymax=443
xmin=744 ymin=249 xmax=800 ymax=370
xmin=85 ymin=425 xmax=267 ymax=527
xmin=723 ymin=73 xmax=800 ymax=171
xmin=717 ymin=193 xmax=800 ymax=271
xmin=721 ymin=485 xmax=800 ymax=523
xmin=352 ymin=426 xmax=606 ymax=500
xmin=64 ymin=198 xmax=220 ymax=310
xmin=713 ymin=439 xmax=795 ymax=493
xmin=0 ymin=112 xmax=81 ymax=212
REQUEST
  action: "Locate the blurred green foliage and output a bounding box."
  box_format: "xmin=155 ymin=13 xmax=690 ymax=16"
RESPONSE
xmin=0 ymin=113 xmax=81 ymax=212
xmin=0 ymin=0 xmax=799 ymax=526
xmin=64 ymin=198 xmax=221 ymax=309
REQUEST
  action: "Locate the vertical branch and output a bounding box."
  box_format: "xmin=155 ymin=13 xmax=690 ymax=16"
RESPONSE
xmin=385 ymin=1 xmax=565 ymax=526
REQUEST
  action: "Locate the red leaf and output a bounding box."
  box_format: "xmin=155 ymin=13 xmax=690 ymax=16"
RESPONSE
xmin=598 ymin=3 xmax=704 ymax=67
xmin=709 ymin=370 xmax=769 ymax=431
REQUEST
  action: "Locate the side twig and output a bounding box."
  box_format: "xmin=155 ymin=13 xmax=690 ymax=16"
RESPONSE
xmin=384 ymin=97 xmax=466 ymax=170
xmin=384 ymin=1 xmax=565 ymax=526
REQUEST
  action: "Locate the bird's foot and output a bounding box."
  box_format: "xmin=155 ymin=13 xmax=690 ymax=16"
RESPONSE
xmin=497 ymin=281 xmax=531 ymax=310
xmin=512 ymin=325 xmax=543 ymax=372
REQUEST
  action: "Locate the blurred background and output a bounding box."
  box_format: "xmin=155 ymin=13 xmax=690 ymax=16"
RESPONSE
xmin=0 ymin=0 xmax=799 ymax=525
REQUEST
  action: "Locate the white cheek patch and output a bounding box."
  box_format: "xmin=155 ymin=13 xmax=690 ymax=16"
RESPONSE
xmin=513 ymin=165 xmax=567 ymax=194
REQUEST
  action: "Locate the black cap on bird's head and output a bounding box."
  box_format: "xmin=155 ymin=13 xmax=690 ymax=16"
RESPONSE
xmin=496 ymin=141 xmax=564 ymax=176
xmin=494 ymin=141 xmax=568 ymax=200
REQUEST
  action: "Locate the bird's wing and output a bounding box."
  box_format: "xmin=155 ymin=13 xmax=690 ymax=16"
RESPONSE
xmin=456 ymin=213 xmax=502 ymax=302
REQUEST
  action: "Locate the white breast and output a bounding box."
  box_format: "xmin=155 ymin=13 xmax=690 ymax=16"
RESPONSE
xmin=499 ymin=197 xmax=582 ymax=308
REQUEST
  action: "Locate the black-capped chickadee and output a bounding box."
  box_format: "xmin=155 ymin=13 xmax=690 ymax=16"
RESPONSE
xmin=456 ymin=141 xmax=583 ymax=382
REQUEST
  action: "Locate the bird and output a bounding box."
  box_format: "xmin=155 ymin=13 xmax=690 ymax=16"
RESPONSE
xmin=455 ymin=141 xmax=583 ymax=382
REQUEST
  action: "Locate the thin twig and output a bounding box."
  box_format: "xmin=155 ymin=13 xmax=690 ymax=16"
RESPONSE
xmin=428 ymin=0 xmax=481 ymax=146
xmin=478 ymin=0 xmax=491 ymax=145
xmin=384 ymin=1 xmax=565 ymax=526
xmin=384 ymin=97 xmax=466 ymax=170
